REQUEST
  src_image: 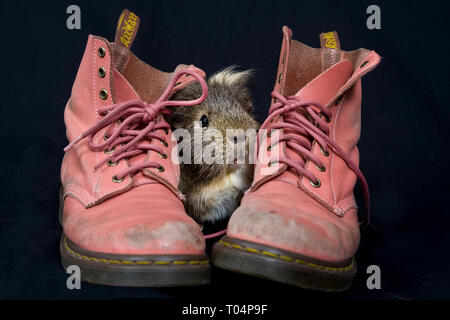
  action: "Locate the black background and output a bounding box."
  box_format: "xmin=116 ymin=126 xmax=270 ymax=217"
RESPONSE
xmin=0 ymin=0 xmax=449 ymax=301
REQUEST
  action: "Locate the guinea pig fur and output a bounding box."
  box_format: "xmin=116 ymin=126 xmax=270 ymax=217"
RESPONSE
xmin=168 ymin=66 xmax=260 ymax=224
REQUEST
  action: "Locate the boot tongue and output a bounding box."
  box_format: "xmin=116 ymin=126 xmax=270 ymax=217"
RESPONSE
xmin=295 ymin=30 xmax=351 ymax=106
xmin=295 ymin=59 xmax=353 ymax=106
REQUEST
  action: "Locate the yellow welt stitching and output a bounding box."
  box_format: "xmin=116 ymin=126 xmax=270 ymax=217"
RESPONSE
xmin=64 ymin=238 xmax=209 ymax=265
xmin=262 ymin=251 xmax=278 ymax=258
xmin=280 ymin=255 xmax=293 ymax=261
xmin=219 ymin=240 xmax=354 ymax=272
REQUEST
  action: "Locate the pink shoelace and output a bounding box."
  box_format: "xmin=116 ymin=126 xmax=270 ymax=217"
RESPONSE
xmin=259 ymin=91 xmax=370 ymax=225
xmin=64 ymin=70 xmax=207 ymax=181
xmin=64 ymin=69 xmax=226 ymax=239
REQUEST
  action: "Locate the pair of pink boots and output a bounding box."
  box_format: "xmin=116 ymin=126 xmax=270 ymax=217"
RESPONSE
xmin=60 ymin=10 xmax=380 ymax=291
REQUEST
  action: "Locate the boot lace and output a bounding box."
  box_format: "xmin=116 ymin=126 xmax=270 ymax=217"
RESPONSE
xmin=64 ymin=70 xmax=208 ymax=181
xmin=259 ymin=90 xmax=370 ymax=225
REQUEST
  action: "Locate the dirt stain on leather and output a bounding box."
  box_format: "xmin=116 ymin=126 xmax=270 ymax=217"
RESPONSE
xmin=125 ymin=221 xmax=204 ymax=251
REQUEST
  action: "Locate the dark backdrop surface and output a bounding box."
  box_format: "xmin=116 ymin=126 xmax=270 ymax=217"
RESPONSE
xmin=0 ymin=0 xmax=449 ymax=300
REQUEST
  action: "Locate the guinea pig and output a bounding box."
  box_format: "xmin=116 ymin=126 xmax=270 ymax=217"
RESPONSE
xmin=168 ymin=66 xmax=260 ymax=224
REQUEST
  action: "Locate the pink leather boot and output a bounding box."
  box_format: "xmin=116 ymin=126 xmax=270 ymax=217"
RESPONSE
xmin=60 ymin=10 xmax=211 ymax=287
xmin=212 ymin=27 xmax=380 ymax=291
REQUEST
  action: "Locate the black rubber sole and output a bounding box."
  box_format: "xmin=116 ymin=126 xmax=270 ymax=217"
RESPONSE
xmin=211 ymin=236 xmax=356 ymax=292
xmin=60 ymin=234 xmax=211 ymax=287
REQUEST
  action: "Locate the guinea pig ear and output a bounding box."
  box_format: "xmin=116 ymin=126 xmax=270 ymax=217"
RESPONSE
xmin=237 ymin=86 xmax=254 ymax=114
xmin=170 ymin=81 xmax=202 ymax=102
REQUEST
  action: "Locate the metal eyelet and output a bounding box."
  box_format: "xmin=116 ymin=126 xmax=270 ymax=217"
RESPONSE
xmin=159 ymin=152 xmax=168 ymax=159
xmin=107 ymin=159 xmax=119 ymax=167
xmin=104 ymin=147 xmax=115 ymax=154
xmin=322 ymin=110 xmax=333 ymax=123
xmin=311 ymin=179 xmax=321 ymax=188
xmin=268 ymin=160 xmax=278 ymax=167
xmin=267 ymin=141 xmax=279 ymax=151
xmin=316 ymin=164 xmax=326 ymax=172
xmin=99 ymin=89 xmax=108 ymax=100
xmin=98 ymin=67 xmax=106 ymax=78
xmin=155 ymin=165 xmax=165 ymax=172
xmin=98 ymin=46 xmax=106 ymax=58
xmin=320 ymin=147 xmax=330 ymax=157
xmin=112 ymin=175 xmax=124 ymax=183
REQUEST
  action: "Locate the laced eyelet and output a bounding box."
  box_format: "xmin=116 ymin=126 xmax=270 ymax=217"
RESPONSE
xmin=98 ymin=46 xmax=106 ymax=58
xmin=161 ymin=141 xmax=169 ymax=147
xmin=103 ymin=132 xmax=109 ymax=141
xmin=163 ymin=128 xmax=169 ymax=135
xmin=311 ymin=179 xmax=321 ymax=188
xmin=107 ymin=159 xmax=119 ymax=167
xmin=104 ymin=147 xmax=115 ymax=154
xmin=320 ymin=147 xmax=330 ymax=157
xmin=267 ymin=141 xmax=279 ymax=151
xmin=325 ymin=115 xmax=332 ymax=123
xmin=268 ymin=160 xmax=278 ymax=167
xmin=112 ymin=175 xmax=124 ymax=183
xmin=155 ymin=165 xmax=165 ymax=172
xmin=316 ymin=164 xmax=326 ymax=172
xmin=267 ymin=131 xmax=272 ymax=138
xmin=159 ymin=152 xmax=168 ymax=159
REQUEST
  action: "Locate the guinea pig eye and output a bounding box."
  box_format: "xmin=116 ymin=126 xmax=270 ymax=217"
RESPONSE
xmin=200 ymin=115 xmax=209 ymax=128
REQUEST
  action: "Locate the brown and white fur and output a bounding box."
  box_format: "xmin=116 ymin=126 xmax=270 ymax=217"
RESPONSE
xmin=169 ymin=67 xmax=260 ymax=224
